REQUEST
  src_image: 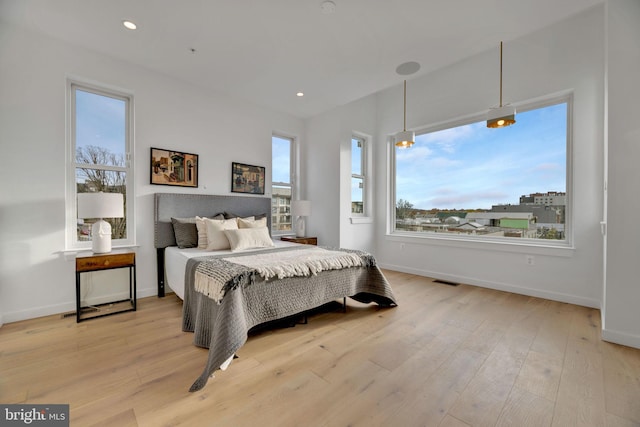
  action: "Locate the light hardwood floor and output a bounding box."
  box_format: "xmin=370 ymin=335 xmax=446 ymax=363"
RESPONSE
xmin=1 ymin=270 xmax=639 ymax=426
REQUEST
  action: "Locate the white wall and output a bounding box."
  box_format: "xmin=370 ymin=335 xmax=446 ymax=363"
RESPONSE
xmin=0 ymin=23 xmax=303 ymax=323
xmin=305 ymin=95 xmax=378 ymax=252
xmin=304 ymin=112 xmax=340 ymax=247
xmin=603 ymin=0 xmax=640 ymax=348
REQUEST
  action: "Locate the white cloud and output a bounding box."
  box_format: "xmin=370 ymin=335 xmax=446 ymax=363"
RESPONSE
xmin=396 ymin=145 xmax=432 ymax=163
xmin=429 ymin=190 xmax=510 ymax=209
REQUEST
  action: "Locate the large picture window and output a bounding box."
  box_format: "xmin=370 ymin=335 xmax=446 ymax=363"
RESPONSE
xmin=393 ymin=94 xmax=571 ymax=244
xmin=66 ymin=81 xmax=134 ymax=249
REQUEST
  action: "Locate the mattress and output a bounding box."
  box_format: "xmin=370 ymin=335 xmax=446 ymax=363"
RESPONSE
xmin=165 ymin=239 xmax=299 ymax=300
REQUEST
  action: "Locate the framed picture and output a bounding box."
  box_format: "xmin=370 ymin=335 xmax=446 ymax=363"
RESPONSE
xmin=231 ymin=162 xmax=265 ymax=194
xmin=150 ymin=147 xmax=198 ymax=187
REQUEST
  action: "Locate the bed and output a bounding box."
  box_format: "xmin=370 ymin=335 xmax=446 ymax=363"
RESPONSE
xmin=153 ymin=193 xmax=398 ymax=391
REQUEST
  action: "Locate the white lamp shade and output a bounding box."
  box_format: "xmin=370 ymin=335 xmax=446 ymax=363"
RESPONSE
xmin=77 ymin=192 xmax=124 ymax=219
xmin=291 ymin=200 xmax=311 ymax=217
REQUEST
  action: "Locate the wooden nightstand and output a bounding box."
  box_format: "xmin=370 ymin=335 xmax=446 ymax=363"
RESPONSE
xmin=280 ymin=236 xmax=318 ymax=246
xmin=75 ymin=251 xmax=136 ymax=322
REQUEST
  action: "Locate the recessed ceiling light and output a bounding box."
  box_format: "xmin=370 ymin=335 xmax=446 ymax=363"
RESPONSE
xmin=123 ymin=20 xmax=137 ymax=30
xmin=296 ymin=92 xmax=304 ymax=97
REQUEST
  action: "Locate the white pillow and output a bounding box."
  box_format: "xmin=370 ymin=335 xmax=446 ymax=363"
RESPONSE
xmin=195 ymin=214 xmax=224 ymax=249
xmin=223 ymin=227 xmax=275 ymax=252
xmin=237 ymin=216 xmax=267 ymax=229
xmin=195 ymin=216 xmax=208 ymax=249
xmin=204 ymin=218 xmax=238 ymax=250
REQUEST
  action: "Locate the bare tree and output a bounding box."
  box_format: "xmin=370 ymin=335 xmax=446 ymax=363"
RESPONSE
xmin=76 ymin=145 xmax=127 ymax=239
xmin=396 ymin=199 xmax=414 ymax=220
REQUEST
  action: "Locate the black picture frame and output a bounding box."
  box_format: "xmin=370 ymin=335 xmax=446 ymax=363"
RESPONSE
xmin=150 ymin=147 xmax=198 ymax=187
xmin=231 ymin=162 xmax=265 ymax=194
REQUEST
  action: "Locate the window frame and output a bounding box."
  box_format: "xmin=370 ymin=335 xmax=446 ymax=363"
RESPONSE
xmin=65 ymin=79 xmax=136 ymax=251
xmin=388 ymin=90 xmax=573 ymax=250
xmin=271 ymin=133 xmax=297 ymax=236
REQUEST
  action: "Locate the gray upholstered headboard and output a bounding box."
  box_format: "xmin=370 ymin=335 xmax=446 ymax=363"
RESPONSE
xmin=153 ymin=192 xmax=272 ymax=296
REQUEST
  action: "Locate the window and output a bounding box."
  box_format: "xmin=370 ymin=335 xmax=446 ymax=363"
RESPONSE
xmin=66 ymin=81 xmax=134 ymax=250
xmin=392 ymin=94 xmax=571 ymax=244
xmin=271 ymin=135 xmax=294 ymax=234
xmin=351 ymin=136 xmax=366 ymax=215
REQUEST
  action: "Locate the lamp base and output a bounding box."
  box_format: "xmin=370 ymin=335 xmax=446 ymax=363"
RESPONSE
xmin=295 ymin=217 xmax=306 ymax=238
xmin=91 ymin=219 xmax=112 ymax=253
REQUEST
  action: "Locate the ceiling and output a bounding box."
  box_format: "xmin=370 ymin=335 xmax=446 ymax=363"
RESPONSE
xmin=0 ymin=0 xmax=603 ymax=119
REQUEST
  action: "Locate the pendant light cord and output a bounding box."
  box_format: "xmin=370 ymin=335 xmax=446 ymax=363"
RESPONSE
xmin=499 ymin=41 xmax=503 ymax=108
xmin=403 ymin=80 xmax=407 ymax=131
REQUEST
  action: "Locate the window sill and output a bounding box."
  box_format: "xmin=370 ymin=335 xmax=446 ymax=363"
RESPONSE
xmin=350 ymin=217 xmax=373 ymax=224
xmin=60 ymin=244 xmax=140 ymax=260
xmin=61 ymin=244 xmax=139 ymax=253
xmin=386 ymin=232 xmax=574 ymax=257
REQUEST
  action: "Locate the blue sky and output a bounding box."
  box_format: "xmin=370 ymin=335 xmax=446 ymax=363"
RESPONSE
xmin=75 ymin=89 xmax=126 ymax=158
xmin=272 ymin=136 xmax=291 ymax=184
xmin=394 ymin=102 xmax=567 ymax=210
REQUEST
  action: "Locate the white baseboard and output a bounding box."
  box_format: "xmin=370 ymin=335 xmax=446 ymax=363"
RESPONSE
xmin=83 ymin=291 xmax=135 ymax=307
xmin=378 ymin=263 xmax=601 ymax=309
xmin=2 ymin=288 xmax=158 ymax=324
xmin=602 ymin=328 xmax=640 ymax=350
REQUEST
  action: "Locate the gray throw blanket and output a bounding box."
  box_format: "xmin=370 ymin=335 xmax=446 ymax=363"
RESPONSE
xmin=182 ymin=245 xmax=397 ymax=392
xmin=194 ymin=246 xmax=377 ymax=303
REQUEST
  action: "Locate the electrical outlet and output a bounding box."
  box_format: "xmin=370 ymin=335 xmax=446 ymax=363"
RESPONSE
xmin=525 ymin=255 xmax=535 ymax=265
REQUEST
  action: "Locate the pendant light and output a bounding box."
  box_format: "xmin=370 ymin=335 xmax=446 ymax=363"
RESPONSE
xmin=487 ymin=41 xmax=516 ymax=128
xmin=395 ymin=80 xmax=415 ymax=147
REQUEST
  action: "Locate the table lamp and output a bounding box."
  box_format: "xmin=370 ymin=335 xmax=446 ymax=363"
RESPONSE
xmin=291 ymin=200 xmax=311 ymax=238
xmin=77 ymin=192 xmax=124 ymax=253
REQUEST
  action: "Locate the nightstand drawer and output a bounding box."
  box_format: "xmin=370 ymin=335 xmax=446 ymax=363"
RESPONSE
xmin=280 ymin=236 xmax=318 ymax=245
xmin=76 ymin=253 xmax=135 ymax=272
